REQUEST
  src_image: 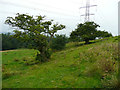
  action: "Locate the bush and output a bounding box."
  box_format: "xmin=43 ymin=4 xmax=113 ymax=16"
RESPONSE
xmin=35 ymin=49 xmax=52 ymax=62
xmin=50 ymin=35 xmax=67 ymax=50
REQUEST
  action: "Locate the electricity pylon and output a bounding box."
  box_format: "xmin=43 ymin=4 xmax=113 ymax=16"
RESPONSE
xmin=80 ymin=0 xmax=97 ymax=22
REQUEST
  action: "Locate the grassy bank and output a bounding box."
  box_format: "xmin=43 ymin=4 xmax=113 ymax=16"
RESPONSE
xmin=2 ymin=36 xmax=119 ymax=88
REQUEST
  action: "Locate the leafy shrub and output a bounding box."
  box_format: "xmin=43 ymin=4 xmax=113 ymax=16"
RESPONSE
xmin=35 ymin=49 xmax=52 ymax=62
xmin=50 ymin=35 xmax=67 ymax=50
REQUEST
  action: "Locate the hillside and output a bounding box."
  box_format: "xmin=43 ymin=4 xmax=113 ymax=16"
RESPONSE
xmin=2 ymin=36 xmax=119 ymax=88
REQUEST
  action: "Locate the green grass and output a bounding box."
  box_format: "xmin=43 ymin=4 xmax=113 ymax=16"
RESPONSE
xmin=2 ymin=36 xmax=119 ymax=88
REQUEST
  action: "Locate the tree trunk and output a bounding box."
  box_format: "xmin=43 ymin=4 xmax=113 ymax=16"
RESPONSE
xmin=36 ymin=47 xmax=51 ymax=62
xmin=36 ymin=51 xmax=47 ymax=62
xmin=48 ymin=35 xmax=53 ymax=48
xmin=85 ymin=40 xmax=89 ymax=44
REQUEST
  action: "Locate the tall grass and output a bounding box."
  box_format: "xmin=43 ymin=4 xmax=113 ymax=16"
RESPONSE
xmin=81 ymin=42 xmax=118 ymax=88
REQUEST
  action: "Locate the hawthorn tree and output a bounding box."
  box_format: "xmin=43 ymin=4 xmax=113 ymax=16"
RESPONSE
xmin=46 ymin=23 xmax=65 ymax=47
xmin=70 ymin=22 xmax=100 ymax=44
xmin=5 ymin=13 xmax=65 ymax=62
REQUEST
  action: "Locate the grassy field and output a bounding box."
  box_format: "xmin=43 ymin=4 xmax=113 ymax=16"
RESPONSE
xmin=2 ymin=36 xmax=119 ymax=88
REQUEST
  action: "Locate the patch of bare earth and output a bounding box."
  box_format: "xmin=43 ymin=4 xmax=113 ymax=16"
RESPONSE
xmin=0 ymin=50 xmax=18 ymax=52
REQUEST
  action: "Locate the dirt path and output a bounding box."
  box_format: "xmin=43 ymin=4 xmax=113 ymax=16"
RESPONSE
xmin=0 ymin=50 xmax=18 ymax=52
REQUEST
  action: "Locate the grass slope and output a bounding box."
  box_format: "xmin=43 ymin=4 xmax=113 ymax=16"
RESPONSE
xmin=2 ymin=36 xmax=119 ymax=88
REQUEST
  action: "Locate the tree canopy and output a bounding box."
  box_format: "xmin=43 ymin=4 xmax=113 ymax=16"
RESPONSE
xmin=70 ymin=22 xmax=100 ymax=44
xmin=70 ymin=21 xmax=112 ymax=44
xmin=5 ymin=13 xmax=65 ymax=62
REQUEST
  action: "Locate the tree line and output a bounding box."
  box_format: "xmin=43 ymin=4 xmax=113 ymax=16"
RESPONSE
xmin=2 ymin=13 xmax=112 ymax=63
xmin=1 ymin=33 xmax=28 ymax=51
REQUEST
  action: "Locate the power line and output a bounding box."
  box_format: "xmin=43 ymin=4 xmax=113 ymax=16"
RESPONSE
xmin=0 ymin=10 xmax=80 ymax=22
xmin=0 ymin=1 xmax=79 ymax=18
xmin=23 ymin=0 xmax=72 ymax=13
xmin=0 ymin=11 xmax=16 ymax=15
xmin=24 ymin=0 xmax=82 ymax=7
xmin=0 ymin=0 xmax=81 ymax=34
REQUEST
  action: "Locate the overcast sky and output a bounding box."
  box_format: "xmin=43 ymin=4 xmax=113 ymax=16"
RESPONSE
xmin=0 ymin=0 xmax=119 ymax=36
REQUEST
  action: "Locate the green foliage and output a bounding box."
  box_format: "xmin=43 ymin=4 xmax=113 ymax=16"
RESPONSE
xmin=70 ymin=31 xmax=83 ymax=42
xmin=70 ymin=22 xmax=113 ymax=44
xmin=50 ymin=35 xmax=67 ymax=50
xmin=2 ymin=33 xmax=28 ymax=50
xmin=96 ymin=30 xmax=112 ymax=39
xmin=47 ymin=23 xmax=66 ymax=37
xmin=70 ymin=22 xmax=100 ymax=44
xmin=5 ymin=13 xmax=65 ymax=62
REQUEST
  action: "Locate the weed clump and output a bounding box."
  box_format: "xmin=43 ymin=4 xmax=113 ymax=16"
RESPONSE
xmin=22 ymin=57 xmax=39 ymax=65
xmin=3 ymin=71 xmax=19 ymax=80
xmin=14 ymin=58 xmax=19 ymax=62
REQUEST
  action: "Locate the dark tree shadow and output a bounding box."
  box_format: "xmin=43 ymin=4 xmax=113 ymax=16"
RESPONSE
xmin=75 ymin=41 xmax=96 ymax=47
